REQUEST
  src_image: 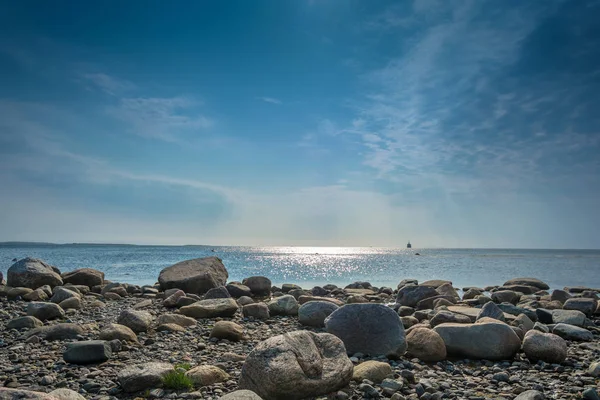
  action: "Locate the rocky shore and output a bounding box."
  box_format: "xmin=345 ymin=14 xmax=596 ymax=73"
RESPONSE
xmin=1 ymin=256 xmax=600 ymax=400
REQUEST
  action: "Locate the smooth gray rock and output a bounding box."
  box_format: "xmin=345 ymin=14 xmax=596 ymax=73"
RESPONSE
xmin=267 ymin=295 xmax=299 ymax=316
xmin=219 ymin=390 xmax=263 ymax=400
xmin=28 ymin=323 xmax=84 ymax=341
xmin=158 ymin=257 xmax=228 ymax=295
xmin=564 ymin=298 xmax=597 ymax=316
xmin=7 ymin=258 xmax=62 ymax=289
xmin=50 ymin=287 xmax=81 ymax=304
xmin=515 ymin=390 xmax=545 ymax=400
xmin=226 ymin=283 xmax=252 ymax=298
xmin=476 ymin=301 xmax=505 ymax=322
xmin=63 ymin=340 xmax=112 ymax=364
xmin=99 ymin=323 xmax=139 ymax=343
xmin=27 ymin=302 xmax=65 ymax=321
xmin=552 ymin=309 xmax=586 ymax=326
xmin=156 ymin=313 xmax=197 ymax=327
xmin=179 ymin=298 xmax=239 ymax=318
xmin=325 ymin=303 xmax=407 ymax=358
xmin=430 ymin=310 xmax=471 ymax=327
xmin=0 ymin=388 xmax=58 ymax=399
xmin=6 ymin=316 xmax=44 ymax=330
xmin=117 ymin=309 xmax=153 ymax=333
xmin=504 ymin=278 xmax=549 ymax=290
xmin=552 ymin=323 xmax=593 ymax=341
xmin=298 ymin=301 xmax=339 ymax=327
xmin=498 ymin=304 xmax=537 ymax=321
xmin=242 ymin=276 xmax=272 ymax=296
xmin=204 ymin=286 xmax=232 ymax=299
xmin=522 ymin=330 xmax=567 ymax=364
xmin=118 ymin=362 xmax=174 ymax=393
xmin=239 ymin=331 xmax=353 ymax=400
xmin=433 ymin=320 xmax=521 ymax=360
xmin=49 ymin=388 xmax=87 ymax=400
xmin=61 ymin=268 xmax=104 ymax=287
xmin=491 ymin=290 xmax=519 ymax=305
xmin=242 ymin=303 xmax=270 ymax=320
xmin=396 ymin=285 xmax=438 ymax=307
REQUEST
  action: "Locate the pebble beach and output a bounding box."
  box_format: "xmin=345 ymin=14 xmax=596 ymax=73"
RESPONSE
xmin=2 ymin=256 xmax=600 ymax=400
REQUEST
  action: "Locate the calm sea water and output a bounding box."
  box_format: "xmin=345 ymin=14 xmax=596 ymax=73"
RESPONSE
xmin=0 ymin=244 xmax=599 ymax=290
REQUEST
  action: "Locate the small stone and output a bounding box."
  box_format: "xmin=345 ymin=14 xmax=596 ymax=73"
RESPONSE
xmin=353 ymin=361 xmax=392 ymax=383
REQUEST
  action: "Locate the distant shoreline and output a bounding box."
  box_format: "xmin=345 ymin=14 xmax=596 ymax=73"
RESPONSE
xmin=0 ymin=242 xmax=599 ymax=251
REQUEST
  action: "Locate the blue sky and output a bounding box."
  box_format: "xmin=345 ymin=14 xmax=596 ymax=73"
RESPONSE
xmin=1 ymin=0 xmax=599 ymax=248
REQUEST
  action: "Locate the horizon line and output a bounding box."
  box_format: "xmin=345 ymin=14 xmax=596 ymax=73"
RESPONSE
xmin=0 ymin=241 xmax=599 ymax=251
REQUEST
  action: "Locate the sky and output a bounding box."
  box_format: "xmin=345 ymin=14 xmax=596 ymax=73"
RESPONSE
xmin=0 ymin=0 xmax=599 ymax=248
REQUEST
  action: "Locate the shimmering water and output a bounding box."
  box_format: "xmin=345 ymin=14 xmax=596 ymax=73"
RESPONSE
xmin=1 ymin=244 xmax=599 ymax=290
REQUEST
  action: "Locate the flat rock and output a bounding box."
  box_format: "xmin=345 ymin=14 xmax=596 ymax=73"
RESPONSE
xmin=157 ymin=313 xmax=197 ymax=327
xmin=552 ymin=323 xmax=593 ymax=341
xmin=552 ymin=309 xmax=586 ymax=326
xmin=504 ymin=278 xmax=549 ymax=290
xmin=179 ymin=298 xmax=239 ymax=318
xmin=63 ymin=340 xmax=112 ymax=364
xmin=61 ymin=268 xmax=104 ymax=287
xmin=564 ymin=298 xmax=597 ymax=315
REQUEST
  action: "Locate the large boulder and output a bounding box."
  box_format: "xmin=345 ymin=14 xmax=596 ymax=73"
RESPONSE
xmin=298 ymin=301 xmax=339 ymax=327
xmin=158 ymin=257 xmax=228 ymax=295
xmin=406 ymin=327 xmax=447 ymax=362
xmin=7 ymin=258 xmax=63 ymax=289
xmin=267 ymin=295 xmax=299 ymax=316
xmin=63 ymin=340 xmax=112 ymax=364
xmin=552 ymin=323 xmax=593 ymax=341
xmin=179 ymin=298 xmax=239 ymax=318
xmin=118 ymin=363 xmax=174 ymax=393
xmin=238 ymin=331 xmax=353 ymax=400
xmin=504 ymin=278 xmax=549 ymax=291
xmin=242 ymin=276 xmax=272 ymax=296
xmin=117 ymin=310 xmax=153 ymax=333
xmin=325 ymin=303 xmax=407 ymax=358
xmin=396 ymin=285 xmax=438 ymax=307
xmin=522 ymin=330 xmax=567 ymax=364
xmin=61 ymin=268 xmax=104 ymax=287
xmin=433 ymin=319 xmax=521 ymax=360
xmin=27 ymin=302 xmax=65 ymax=321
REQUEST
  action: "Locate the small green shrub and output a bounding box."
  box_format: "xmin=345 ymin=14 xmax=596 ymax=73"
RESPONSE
xmin=162 ymin=370 xmax=193 ymax=391
xmin=175 ymin=362 xmax=192 ymax=371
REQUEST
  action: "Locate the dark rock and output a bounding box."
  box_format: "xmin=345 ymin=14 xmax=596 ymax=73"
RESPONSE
xmin=63 ymin=340 xmax=112 ymax=364
xmin=242 ymin=276 xmax=272 ymax=296
xmin=7 ymin=258 xmax=63 ymax=289
xmin=61 ymin=268 xmax=104 ymax=287
xmin=158 ymin=257 xmax=228 ymax=295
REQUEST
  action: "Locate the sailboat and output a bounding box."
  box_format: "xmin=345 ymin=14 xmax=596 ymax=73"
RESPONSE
xmin=407 ymin=241 xmax=412 ymax=249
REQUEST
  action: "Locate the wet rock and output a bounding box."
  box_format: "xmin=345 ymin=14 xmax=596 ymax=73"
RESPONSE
xmin=63 ymin=340 xmax=112 ymax=364
xmin=179 ymin=298 xmax=239 ymax=318
xmin=210 ymin=321 xmax=244 ymax=341
xmin=158 ymin=256 xmax=228 ymax=295
xmin=61 ymin=268 xmax=104 ymax=288
xmin=522 ymin=330 xmax=567 ymax=363
xmin=242 ymin=276 xmax=272 ymax=296
xmin=118 ymin=362 xmax=174 ymax=393
xmin=405 ymin=327 xmax=446 ymax=362
xmin=238 ymin=331 xmax=353 ymax=400
xmin=434 ymin=319 xmax=521 ymax=360
xmin=27 ymin=302 xmax=65 ymax=321
xmin=267 ymin=295 xmax=299 ymax=316
xmin=7 ymin=257 xmax=63 ymax=289
xmin=352 ymin=360 xmax=392 ymax=383
xmin=117 ymin=309 xmax=153 ymax=333
xmin=298 ymin=301 xmax=339 ymax=327
xmin=185 ymin=365 xmax=230 ymax=386
xmin=325 ymin=303 xmax=407 ymax=358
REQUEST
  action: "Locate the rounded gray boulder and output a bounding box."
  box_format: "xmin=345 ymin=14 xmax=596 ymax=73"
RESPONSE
xmin=325 ymin=303 xmax=407 ymax=358
xmin=158 ymin=257 xmax=228 ymax=295
xmin=298 ymin=301 xmax=339 ymax=327
xmin=7 ymin=258 xmax=63 ymax=289
xmin=238 ymin=330 xmax=353 ymax=400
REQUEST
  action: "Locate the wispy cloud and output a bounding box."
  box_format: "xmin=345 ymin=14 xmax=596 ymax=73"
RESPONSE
xmin=81 ymin=72 xmax=135 ymax=96
xmin=257 ymin=96 xmax=282 ymax=105
xmin=109 ymin=96 xmax=213 ymax=143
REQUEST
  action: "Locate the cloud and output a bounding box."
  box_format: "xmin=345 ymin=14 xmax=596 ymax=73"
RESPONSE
xmin=81 ymin=72 xmax=135 ymax=95
xmin=109 ymin=96 xmax=213 ymax=142
xmin=257 ymin=96 xmax=282 ymax=105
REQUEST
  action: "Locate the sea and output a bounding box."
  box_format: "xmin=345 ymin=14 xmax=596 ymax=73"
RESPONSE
xmin=1 ymin=244 xmax=599 ymax=291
